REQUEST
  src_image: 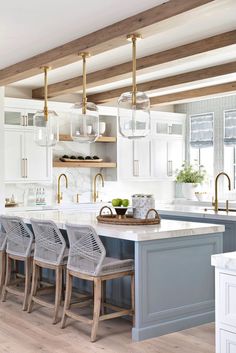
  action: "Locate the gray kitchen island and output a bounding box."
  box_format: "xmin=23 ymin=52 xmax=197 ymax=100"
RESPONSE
xmin=10 ymin=209 xmax=224 ymax=341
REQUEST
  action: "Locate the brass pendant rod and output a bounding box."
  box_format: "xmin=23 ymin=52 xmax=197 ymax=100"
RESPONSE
xmin=81 ymin=53 xmax=87 ymax=114
xmin=43 ymin=66 xmax=49 ymax=121
xmin=132 ymin=36 xmax=137 ymax=106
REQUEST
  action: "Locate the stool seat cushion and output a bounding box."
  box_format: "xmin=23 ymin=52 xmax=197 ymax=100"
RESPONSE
xmin=100 ymin=257 xmax=134 ymax=276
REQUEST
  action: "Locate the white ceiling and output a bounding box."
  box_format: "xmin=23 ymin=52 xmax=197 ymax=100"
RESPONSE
xmin=2 ymin=0 xmax=236 ymax=103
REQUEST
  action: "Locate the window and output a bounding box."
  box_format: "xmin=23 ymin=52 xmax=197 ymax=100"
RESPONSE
xmin=189 ymin=113 xmax=214 ymax=182
xmin=224 ymin=110 xmax=236 ymax=188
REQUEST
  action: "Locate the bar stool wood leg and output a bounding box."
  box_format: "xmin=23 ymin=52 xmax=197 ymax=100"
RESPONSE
xmin=28 ymin=262 xmax=39 ymax=313
xmin=61 ymin=271 xmax=73 ymax=329
xmin=2 ymin=254 xmax=12 ymax=302
xmin=91 ymin=278 xmax=102 ymax=342
xmin=0 ymin=251 xmax=6 ymax=295
xmin=101 ymin=280 xmax=106 ymax=315
xmin=23 ymin=257 xmax=32 ymax=311
xmin=53 ymin=266 xmax=63 ymax=324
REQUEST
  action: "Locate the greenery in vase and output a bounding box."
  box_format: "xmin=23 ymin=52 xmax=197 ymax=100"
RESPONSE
xmin=176 ymin=162 xmax=206 ymax=184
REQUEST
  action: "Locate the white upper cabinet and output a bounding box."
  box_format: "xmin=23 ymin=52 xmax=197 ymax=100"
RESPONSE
xmin=150 ymin=138 xmax=168 ymax=179
xmin=117 ymin=111 xmax=186 ymax=181
xmin=133 ymin=139 xmax=151 ymax=178
xmin=4 ymin=129 xmax=25 ymax=181
xmin=4 ymin=126 xmax=52 ymax=183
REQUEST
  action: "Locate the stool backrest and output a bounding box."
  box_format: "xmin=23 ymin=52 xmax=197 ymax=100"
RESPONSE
xmin=0 ymin=219 xmax=7 ymax=251
xmin=31 ymin=219 xmax=66 ymax=265
xmin=0 ymin=215 xmax=33 ymax=257
xmin=66 ymin=224 xmax=106 ymax=276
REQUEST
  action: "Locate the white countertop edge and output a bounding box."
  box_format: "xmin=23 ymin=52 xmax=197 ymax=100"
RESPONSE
xmin=18 ymin=213 xmax=225 ymax=242
xmin=211 ymin=252 xmax=236 ymax=271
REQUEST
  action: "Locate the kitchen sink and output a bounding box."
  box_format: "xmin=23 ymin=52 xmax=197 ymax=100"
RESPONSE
xmin=204 ymin=207 xmax=236 ymax=212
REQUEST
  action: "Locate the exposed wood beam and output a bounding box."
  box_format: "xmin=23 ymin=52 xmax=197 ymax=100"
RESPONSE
xmin=32 ymin=30 xmax=236 ymax=99
xmin=0 ymin=0 xmax=214 ymax=85
xmin=88 ymin=61 xmax=236 ymax=103
xmin=150 ymin=81 xmax=236 ymax=105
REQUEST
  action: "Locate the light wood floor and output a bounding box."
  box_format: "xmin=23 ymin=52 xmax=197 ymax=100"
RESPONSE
xmin=0 ymin=295 xmax=215 ymax=353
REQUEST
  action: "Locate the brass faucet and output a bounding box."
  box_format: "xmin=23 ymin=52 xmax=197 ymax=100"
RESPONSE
xmin=57 ymin=173 xmax=68 ymax=204
xmin=93 ymin=173 xmax=104 ymax=203
xmin=213 ymin=172 xmax=231 ymax=212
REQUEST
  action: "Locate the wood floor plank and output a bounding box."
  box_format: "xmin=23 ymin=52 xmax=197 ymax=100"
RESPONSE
xmin=0 ymin=297 xmax=215 ymax=353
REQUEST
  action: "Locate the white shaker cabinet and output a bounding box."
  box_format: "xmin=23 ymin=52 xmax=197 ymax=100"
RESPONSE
xmin=133 ymin=139 xmax=151 ymax=178
xmin=212 ymin=253 xmax=236 ymax=353
xmin=167 ymin=139 xmax=185 ymax=177
xmin=117 ymin=111 xmax=185 ymax=181
xmin=4 ymin=129 xmax=25 ymax=181
xmin=150 ymin=138 xmax=168 ymax=179
xmin=4 ymin=126 xmax=52 ymax=183
xmin=117 ymin=136 xmax=133 ymax=180
xmin=118 ymin=136 xmax=151 ymax=180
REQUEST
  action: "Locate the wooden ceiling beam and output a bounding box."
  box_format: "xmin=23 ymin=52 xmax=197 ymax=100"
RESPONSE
xmin=88 ymin=61 xmax=236 ymax=103
xmin=32 ymin=30 xmax=236 ymax=99
xmin=150 ymin=81 xmax=236 ymax=105
xmin=0 ymin=0 xmax=214 ymax=85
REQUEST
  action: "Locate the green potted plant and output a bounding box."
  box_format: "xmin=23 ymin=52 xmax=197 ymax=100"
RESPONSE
xmin=176 ymin=162 xmax=206 ymax=200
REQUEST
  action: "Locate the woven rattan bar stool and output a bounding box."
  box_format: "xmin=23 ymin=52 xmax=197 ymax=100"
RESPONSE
xmin=0 ymin=215 xmax=34 ymax=311
xmin=0 ymin=220 xmax=7 ymax=295
xmin=28 ymin=219 xmax=68 ymax=324
xmin=61 ymin=224 xmax=134 ymax=342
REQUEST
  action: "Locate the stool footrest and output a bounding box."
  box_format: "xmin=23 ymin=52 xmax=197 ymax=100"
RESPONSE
xmin=65 ymin=309 xmax=93 ymax=324
xmin=5 ymin=286 xmax=24 ymax=297
xmin=32 ymin=296 xmax=55 ymax=309
xmin=99 ymin=309 xmax=133 ymax=321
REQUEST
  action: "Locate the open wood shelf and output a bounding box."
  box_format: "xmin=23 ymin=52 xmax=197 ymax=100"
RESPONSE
xmin=53 ymin=161 xmax=117 ymax=168
xmin=59 ymin=134 xmax=117 ymax=143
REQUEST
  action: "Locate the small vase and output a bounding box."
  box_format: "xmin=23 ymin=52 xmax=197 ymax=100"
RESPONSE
xmin=181 ymin=183 xmax=198 ymax=200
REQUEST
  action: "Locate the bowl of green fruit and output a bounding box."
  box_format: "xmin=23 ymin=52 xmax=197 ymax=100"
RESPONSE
xmin=112 ymin=198 xmax=129 ymax=216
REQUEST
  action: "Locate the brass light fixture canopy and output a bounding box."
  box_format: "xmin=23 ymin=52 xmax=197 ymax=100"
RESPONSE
xmin=33 ymin=66 xmax=59 ymax=147
xmin=70 ymin=52 xmax=99 ymax=143
xmin=118 ymin=33 xmax=150 ymax=139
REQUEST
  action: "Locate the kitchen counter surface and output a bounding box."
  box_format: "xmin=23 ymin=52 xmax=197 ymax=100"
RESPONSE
xmin=156 ymin=203 xmax=236 ymax=221
xmin=212 ymin=251 xmax=236 ymax=271
xmin=6 ymin=209 xmax=224 ymax=242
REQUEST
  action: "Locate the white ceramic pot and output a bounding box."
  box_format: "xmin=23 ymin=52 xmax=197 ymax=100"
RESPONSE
xmin=181 ymin=183 xmax=198 ymax=200
xmin=132 ymin=194 xmax=155 ymax=219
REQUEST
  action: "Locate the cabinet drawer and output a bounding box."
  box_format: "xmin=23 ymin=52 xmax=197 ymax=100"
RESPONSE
xmin=220 ymin=329 xmax=236 ymax=353
xmin=220 ymin=273 xmax=236 ymax=328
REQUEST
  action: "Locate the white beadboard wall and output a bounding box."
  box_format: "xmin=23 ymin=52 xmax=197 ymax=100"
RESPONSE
xmin=0 ymin=88 xmax=5 ymax=211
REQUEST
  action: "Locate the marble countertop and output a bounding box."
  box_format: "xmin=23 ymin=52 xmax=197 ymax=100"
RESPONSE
xmin=6 ymin=209 xmax=225 ymax=242
xmin=212 ymin=251 xmax=236 ymax=271
xmin=156 ymin=204 xmax=236 ymax=221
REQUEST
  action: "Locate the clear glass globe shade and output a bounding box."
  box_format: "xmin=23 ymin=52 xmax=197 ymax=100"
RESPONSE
xmin=70 ymin=101 xmax=99 ymax=143
xmin=33 ymin=110 xmax=59 ymax=147
xmin=118 ymin=91 xmax=150 ymax=139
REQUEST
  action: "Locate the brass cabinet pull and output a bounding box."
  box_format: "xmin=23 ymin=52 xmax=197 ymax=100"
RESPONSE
xmin=25 ymin=158 xmax=28 ymax=178
xmin=133 ymin=160 xmax=139 ymax=177
xmin=21 ymin=159 xmax=25 ymax=178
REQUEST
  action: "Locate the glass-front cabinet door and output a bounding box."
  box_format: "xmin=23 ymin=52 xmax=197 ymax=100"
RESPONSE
xmin=5 ymin=108 xmax=36 ymax=126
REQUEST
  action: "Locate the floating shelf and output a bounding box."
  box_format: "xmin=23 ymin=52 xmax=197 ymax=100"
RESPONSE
xmin=53 ymin=161 xmax=117 ymax=168
xmin=59 ymin=134 xmax=116 ymax=143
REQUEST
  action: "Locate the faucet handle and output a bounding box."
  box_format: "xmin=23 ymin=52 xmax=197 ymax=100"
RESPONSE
xmin=226 ymin=200 xmax=229 ymax=212
xmin=212 ymin=196 xmax=215 ymax=207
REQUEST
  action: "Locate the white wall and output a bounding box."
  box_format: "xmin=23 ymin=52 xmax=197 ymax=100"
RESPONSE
xmin=0 ymin=88 xmax=5 ymax=211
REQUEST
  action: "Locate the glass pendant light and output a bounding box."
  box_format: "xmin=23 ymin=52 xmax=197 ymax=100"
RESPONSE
xmin=33 ymin=66 xmax=59 ymax=147
xmin=70 ymin=53 xmax=99 ymax=143
xmin=118 ymin=34 xmax=150 ymax=139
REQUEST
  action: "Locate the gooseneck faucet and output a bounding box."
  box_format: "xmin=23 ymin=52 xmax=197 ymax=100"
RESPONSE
xmin=93 ymin=173 xmax=104 ymax=203
xmin=57 ymin=173 xmax=68 ymax=204
xmin=213 ymin=172 xmax=231 ymax=212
